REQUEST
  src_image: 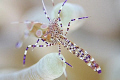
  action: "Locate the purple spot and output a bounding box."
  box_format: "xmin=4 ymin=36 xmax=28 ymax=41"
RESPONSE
xmin=47 ymin=17 xmax=50 ymax=21
xmin=60 ymin=24 xmax=62 ymax=27
xmin=80 ymin=53 xmax=84 ymax=57
xmin=23 ymin=60 xmax=25 ymax=65
xmin=79 ymin=49 xmax=82 ymax=52
xmin=86 ymin=57 xmax=88 ymax=59
xmin=58 ymin=10 xmax=61 ymax=14
xmin=45 ymin=12 xmax=46 ymax=14
xmin=62 ymin=0 xmax=67 ymax=6
xmin=67 ymin=28 xmax=69 ymax=31
xmin=58 ymin=17 xmax=61 ymax=21
xmin=83 ymin=17 xmax=85 ymax=19
xmin=16 ymin=41 xmax=22 ymax=48
xmin=61 ymin=58 xmax=63 ymax=60
xmin=68 ymin=22 xmax=70 ymax=26
xmin=84 ymin=59 xmax=88 ymax=63
xmin=16 ymin=42 xmax=19 ymax=46
xmin=26 ymin=47 xmax=28 ymax=50
xmin=41 ymin=39 xmax=44 ymax=42
xmin=23 ymin=55 xmax=26 ymax=60
xmin=65 ymin=62 xmax=72 ymax=67
xmin=68 ymin=64 xmax=72 ymax=67
xmin=66 ymin=39 xmax=69 ymax=42
xmin=37 ymin=39 xmax=39 ymax=43
xmin=43 ymin=7 xmax=45 ymax=10
xmin=78 ymin=18 xmax=82 ymax=19
xmin=98 ymin=70 xmax=101 ymax=74
xmin=32 ymin=45 xmax=36 ymax=47
xmin=82 ymin=53 xmax=84 ymax=55
xmin=65 ymin=0 xmax=67 ymax=3
xmin=58 ymin=53 xmax=60 ymax=55
xmin=71 ymin=19 xmax=75 ymax=21
xmin=23 ymin=55 xmax=26 ymax=64
xmin=83 ymin=17 xmax=88 ymax=19
xmin=39 ymin=45 xmax=43 ymax=47
xmin=45 ymin=42 xmax=48 ymax=44
xmin=95 ymin=64 xmax=99 ymax=67
xmin=59 ymin=50 xmax=61 ymax=52
xmin=87 ymin=55 xmax=91 ymax=58
xmin=68 ymin=41 xmax=70 ymax=43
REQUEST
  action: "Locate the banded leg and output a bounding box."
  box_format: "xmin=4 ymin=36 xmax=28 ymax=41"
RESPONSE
xmin=57 ymin=41 xmax=72 ymax=67
xmin=57 ymin=0 xmax=67 ymax=33
xmin=32 ymin=38 xmax=50 ymax=51
xmin=65 ymin=16 xmax=88 ymax=36
xmin=34 ymin=33 xmax=56 ymax=46
xmin=58 ymin=43 xmax=68 ymax=80
xmin=23 ymin=44 xmax=53 ymax=65
xmin=58 ymin=44 xmax=61 ymax=55
xmin=42 ymin=0 xmax=51 ymax=21
xmin=34 ymin=38 xmax=49 ymax=45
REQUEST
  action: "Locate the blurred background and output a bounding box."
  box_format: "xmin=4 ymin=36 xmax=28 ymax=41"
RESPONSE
xmin=0 ymin=0 xmax=120 ymax=80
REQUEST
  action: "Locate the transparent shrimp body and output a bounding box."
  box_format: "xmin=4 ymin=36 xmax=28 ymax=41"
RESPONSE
xmin=13 ymin=0 xmax=101 ymax=79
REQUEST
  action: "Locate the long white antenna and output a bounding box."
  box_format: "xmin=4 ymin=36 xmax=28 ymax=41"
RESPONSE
xmin=42 ymin=0 xmax=51 ymax=21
